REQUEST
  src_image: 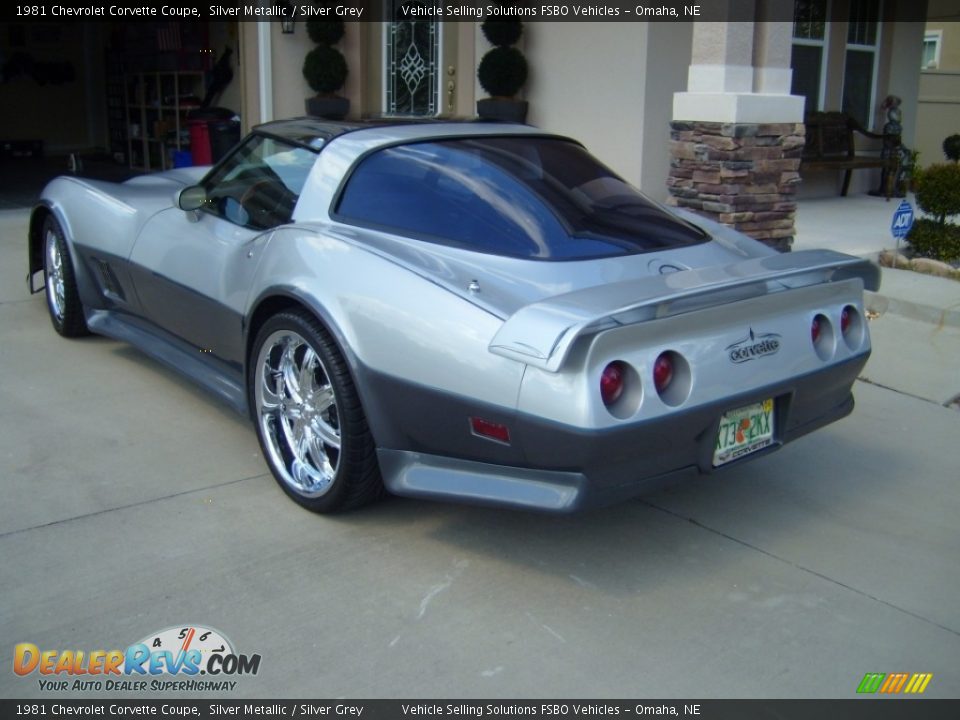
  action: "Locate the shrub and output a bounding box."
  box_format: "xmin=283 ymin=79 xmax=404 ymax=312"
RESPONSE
xmin=943 ymin=134 xmax=960 ymax=162
xmin=914 ymin=163 xmax=960 ymax=224
xmin=481 ymin=20 xmax=523 ymax=48
xmin=478 ymin=47 xmax=528 ymax=98
xmin=303 ymin=45 xmax=347 ymax=95
xmin=907 ymin=218 xmax=960 ymax=263
xmin=306 ymin=20 xmax=345 ymax=46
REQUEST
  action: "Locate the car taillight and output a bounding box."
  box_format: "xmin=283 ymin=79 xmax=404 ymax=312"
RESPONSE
xmin=840 ymin=305 xmax=864 ymax=350
xmin=811 ymin=315 xmax=822 ymax=344
xmin=600 ymin=361 xmax=627 ymax=406
xmin=811 ymin=313 xmax=834 ymax=360
xmin=653 ymin=353 xmax=674 ymax=395
xmin=841 ymin=306 xmax=853 ymax=335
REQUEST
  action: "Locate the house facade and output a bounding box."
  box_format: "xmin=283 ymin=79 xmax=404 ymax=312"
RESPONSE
xmin=235 ymin=0 xmax=929 ymax=250
xmin=918 ymin=0 xmax=960 ymax=167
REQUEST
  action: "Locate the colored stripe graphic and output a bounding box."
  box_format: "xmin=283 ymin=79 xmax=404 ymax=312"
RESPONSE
xmin=857 ymin=673 xmax=885 ymax=693
xmin=903 ymin=673 xmax=933 ymax=694
xmin=857 ymin=672 xmax=933 ymax=694
xmin=880 ymin=673 xmax=909 ymax=693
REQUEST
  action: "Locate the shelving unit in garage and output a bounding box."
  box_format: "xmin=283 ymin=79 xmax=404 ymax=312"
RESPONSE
xmin=125 ymin=71 xmax=206 ymax=171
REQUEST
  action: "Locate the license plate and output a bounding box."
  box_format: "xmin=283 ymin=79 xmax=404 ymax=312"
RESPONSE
xmin=713 ymin=398 xmax=775 ymax=467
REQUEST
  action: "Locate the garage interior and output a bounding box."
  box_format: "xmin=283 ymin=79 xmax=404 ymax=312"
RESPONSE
xmin=0 ymin=20 xmax=240 ymax=209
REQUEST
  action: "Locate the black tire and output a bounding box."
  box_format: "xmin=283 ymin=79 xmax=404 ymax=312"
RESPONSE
xmin=249 ymin=310 xmax=383 ymax=513
xmin=42 ymin=215 xmax=89 ymax=337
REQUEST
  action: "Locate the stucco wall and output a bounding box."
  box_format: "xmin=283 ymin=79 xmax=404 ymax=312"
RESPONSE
xmin=926 ymin=0 xmax=960 ymax=69
xmin=239 ymin=21 xmax=364 ymax=127
xmin=917 ymin=70 xmax=960 ymax=166
xmin=925 ymin=23 xmax=960 ymax=71
xmin=523 ymin=22 xmax=692 ymax=200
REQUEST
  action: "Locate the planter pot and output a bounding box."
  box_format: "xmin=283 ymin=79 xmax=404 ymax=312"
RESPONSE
xmin=305 ymin=96 xmax=350 ymax=120
xmin=477 ymin=98 xmax=528 ymax=123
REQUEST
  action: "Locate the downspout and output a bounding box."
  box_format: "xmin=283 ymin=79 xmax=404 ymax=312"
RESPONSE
xmin=257 ymin=22 xmax=273 ymax=123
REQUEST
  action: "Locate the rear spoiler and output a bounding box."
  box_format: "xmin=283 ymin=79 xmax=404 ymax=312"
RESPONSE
xmin=488 ymin=249 xmax=880 ymax=372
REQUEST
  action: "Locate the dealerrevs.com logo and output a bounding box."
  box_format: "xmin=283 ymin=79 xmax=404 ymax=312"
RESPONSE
xmin=13 ymin=625 xmax=261 ymax=692
xmin=727 ymin=328 xmax=781 ymax=364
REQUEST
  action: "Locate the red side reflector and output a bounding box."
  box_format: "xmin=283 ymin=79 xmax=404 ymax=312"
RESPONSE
xmin=470 ymin=417 xmax=511 ymax=444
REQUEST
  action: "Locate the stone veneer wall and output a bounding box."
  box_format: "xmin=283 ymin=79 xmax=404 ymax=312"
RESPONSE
xmin=666 ymin=122 xmax=806 ymax=252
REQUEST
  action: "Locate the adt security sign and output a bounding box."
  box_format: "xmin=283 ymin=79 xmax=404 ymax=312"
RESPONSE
xmin=891 ymin=200 xmax=915 ymax=239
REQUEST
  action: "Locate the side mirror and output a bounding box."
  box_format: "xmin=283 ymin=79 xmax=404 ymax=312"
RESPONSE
xmin=176 ymin=185 xmax=207 ymax=212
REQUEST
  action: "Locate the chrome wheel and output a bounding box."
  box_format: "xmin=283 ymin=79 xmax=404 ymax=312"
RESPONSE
xmin=45 ymin=229 xmax=66 ymax=322
xmin=255 ymin=329 xmax=341 ymax=498
xmin=40 ymin=216 xmax=88 ymax=338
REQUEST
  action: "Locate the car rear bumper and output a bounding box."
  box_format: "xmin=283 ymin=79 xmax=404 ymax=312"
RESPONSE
xmin=378 ymin=352 xmax=869 ymax=512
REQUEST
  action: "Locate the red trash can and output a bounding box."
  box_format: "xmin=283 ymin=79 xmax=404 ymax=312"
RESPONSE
xmin=188 ymin=119 xmax=212 ymax=166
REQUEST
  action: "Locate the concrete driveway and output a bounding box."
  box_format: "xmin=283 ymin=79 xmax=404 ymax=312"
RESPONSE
xmin=1 ymin=208 xmax=958 ymax=699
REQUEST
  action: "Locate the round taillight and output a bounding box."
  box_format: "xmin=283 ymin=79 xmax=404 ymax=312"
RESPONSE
xmin=841 ymin=306 xmax=853 ymax=335
xmin=600 ymin=362 xmax=626 ymax=406
xmin=811 ymin=313 xmax=834 ymax=360
xmin=653 ymin=353 xmax=674 ymax=395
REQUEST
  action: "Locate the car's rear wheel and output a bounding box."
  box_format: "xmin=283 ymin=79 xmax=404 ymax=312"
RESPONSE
xmin=251 ymin=311 xmax=383 ymax=512
xmin=43 ymin=215 xmax=89 ymax=337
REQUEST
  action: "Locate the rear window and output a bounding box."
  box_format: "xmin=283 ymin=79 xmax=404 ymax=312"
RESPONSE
xmin=335 ymin=137 xmax=707 ymax=260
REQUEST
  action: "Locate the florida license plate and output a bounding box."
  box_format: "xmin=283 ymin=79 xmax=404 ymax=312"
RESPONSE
xmin=713 ymin=398 xmax=775 ymax=467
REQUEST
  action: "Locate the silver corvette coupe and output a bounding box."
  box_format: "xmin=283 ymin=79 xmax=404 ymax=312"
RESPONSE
xmin=28 ymin=119 xmax=879 ymax=513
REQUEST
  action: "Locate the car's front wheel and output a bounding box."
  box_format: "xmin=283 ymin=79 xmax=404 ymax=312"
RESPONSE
xmin=250 ymin=311 xmax=383 ymax=512
xmin=42 ymin=215 xmax=88 ymax=337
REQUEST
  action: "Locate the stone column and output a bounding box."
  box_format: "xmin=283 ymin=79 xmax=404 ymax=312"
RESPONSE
xmin=668 ymin=2 xmax=806 ymax=252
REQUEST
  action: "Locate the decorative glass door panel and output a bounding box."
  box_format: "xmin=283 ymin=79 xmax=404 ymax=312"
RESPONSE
xmin=386 ymin=3 xmax=439 ymax=116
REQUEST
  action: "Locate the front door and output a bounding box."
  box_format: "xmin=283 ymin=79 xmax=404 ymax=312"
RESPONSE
xmin=384 ymin=4 xmax=458 ymax=116
xmin=128 ymin=134 xmax=316 ymax=367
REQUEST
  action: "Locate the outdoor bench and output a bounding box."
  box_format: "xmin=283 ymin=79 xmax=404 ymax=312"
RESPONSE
xmin=801 ymin=112 xmax=900 ymax=199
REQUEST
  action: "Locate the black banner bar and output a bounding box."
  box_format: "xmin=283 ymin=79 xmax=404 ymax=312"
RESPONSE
xmin=2 ymin=700 xmax=959 ymax=720
xmin=0 ymin=0 xmax=932 ymax=24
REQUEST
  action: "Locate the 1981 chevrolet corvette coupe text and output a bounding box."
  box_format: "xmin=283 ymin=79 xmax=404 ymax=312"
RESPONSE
xmin=28 ymin=119 xmax=879 ymax=513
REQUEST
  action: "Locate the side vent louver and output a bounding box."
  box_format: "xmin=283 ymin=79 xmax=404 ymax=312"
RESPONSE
xmin=93 ymin=258 xmax=125 ymax=300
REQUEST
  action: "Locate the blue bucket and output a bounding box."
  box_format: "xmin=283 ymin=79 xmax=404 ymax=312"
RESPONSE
xmin=173 ymin=150 xmax=193 ymax=168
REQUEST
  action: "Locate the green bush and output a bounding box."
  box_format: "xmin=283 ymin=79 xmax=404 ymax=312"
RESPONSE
xmin=478 ymin=47 xmax=528 ymax=98
xmin=303 ymin=45 xmax=347 ymax=95
xmin=306 ymin=20 xmax=345 ymax=46
xmin=481 ymin=20 xmax=523 ymax=47
xmin=943 ymin=134 xmax=960 ymax=162
xmin=907 ymin=218 xmax=960 ymax=263
xmin=914 ymin=163 xmax=960 ymax=224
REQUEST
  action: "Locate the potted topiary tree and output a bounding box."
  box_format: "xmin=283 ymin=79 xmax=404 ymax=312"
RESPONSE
xmin=476 ymin=19 xmax=528 ymax=123
xmin=303 ymin=20 xmax=349 ymax=120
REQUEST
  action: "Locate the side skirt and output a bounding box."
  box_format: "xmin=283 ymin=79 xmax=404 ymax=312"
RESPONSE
xmin=85 ymin=309 xmax=248 ymax=415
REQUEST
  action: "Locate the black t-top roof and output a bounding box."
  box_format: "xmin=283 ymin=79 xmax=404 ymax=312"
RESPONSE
xmin=252 ymin=117 xmax=452 ymax=150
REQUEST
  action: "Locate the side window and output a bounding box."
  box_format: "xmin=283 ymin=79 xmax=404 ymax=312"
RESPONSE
xmin=335 ymin=143 xmax=568 ymax=258
xmin=202 ymin=136 xmax=316 ymax=230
